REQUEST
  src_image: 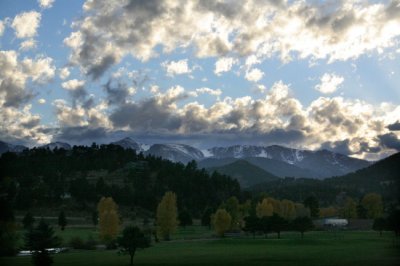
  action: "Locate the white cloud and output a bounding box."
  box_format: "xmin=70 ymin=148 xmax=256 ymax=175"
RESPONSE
xmin=61 ymin=79 xmax=85 ymax=90
xmin=214 ymin=57 xmax=237 ymax=76
xmin=11 ymin=11 xmax=41 ymax=39
xmin=38 ymin=98 xmax=46 ymax=104
xmin=38 ymin=0 xmax=55 ymax=9
xmin=64 ymin=0 xmax=400 ymax=79
xmin=59 ymin=67 xmax=70 ymax=80
xmin=19 ymin=39 xmax=37 ymax=51
xmin=0 ymin=20 xmax=5 ymax=37
xmin=0 ymin=50 xmax=55 ymax=108
xmin=161 ymin=59 xmax=192 ymax=76
xmin=196 ymin=87 xmax=222 ymax=97
xmin=315 ymin=73 xmax=344 ymax=94
xmin=245 ymin=68 xmax=264 ymax=82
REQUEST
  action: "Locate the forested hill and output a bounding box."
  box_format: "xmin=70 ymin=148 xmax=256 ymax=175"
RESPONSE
xmin=249 ymin=152 xmax=400 ymax=205
xmin=0 ymin=144 xmax=240 ymax=216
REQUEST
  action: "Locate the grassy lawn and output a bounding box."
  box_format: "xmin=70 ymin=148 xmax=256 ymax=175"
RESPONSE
xmin=2 ymin=230 xmax=399 ymax=266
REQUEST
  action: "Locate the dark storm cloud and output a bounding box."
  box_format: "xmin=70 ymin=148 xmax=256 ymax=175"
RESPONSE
xmin=378 ymin=133 xmax=400 ymax=151
xmin=103 ymin=79 xmax=130 ymax=105
xmin=110 ymin=99 xmax=182 ymax=131
xmin=388 ymin=121 xmax=400 ymax=131
xmin=87 ymin=55 xmax=118 ymax=80
xmin=54 ymin=126 xmax=108 ymax=143
xmin=0 ymin=79 xmax=35 ymax=107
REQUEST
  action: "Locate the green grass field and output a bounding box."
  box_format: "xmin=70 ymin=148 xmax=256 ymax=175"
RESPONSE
xmin=2 ymin=228 xmax=399 ymax=266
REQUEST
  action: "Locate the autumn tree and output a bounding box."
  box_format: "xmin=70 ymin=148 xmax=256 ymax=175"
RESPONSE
xmin=281 ymin=200 xmax=296 ymax=220
xmin=256 ymin=198 xmax=273 ymax=218
xmin=221 ymin=196 xmax=240 ymax=230
xmin=341 ymin=197 xmax=357 ymax=218
xmin=319 ymin=207 xmax=338 ymax=218
xmin=361 ymin=193 xmax=383 ymax=219
xmin=58 ymin=211 xmax=67 ymax=231
xmin=97 ymin=197 xmax=120 ymax=242
xmin=118 ymin=225 xmax=150 ymax=266
xmin=213 ymin=209 xmax=232 ymax=237
xmin=156 ymin=191 xmax=178 ymax=241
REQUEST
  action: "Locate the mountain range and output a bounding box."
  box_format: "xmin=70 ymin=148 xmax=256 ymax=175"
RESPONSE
xmin=0 ymin=137 xmax=373 ymax=186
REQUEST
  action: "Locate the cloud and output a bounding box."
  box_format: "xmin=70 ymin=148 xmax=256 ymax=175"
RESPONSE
xmin=65 ymin=0 xmax=400 ymax=79
xmin=0 ymin=50 xmax=55 ymax=107
xmin=214 ymin=57 xmax=237 ymax=75
xmin=38 ymin=0 xmax=55 ymax=9
xmin=161 ymin=59 xmax=192 ymax=76
xmin=315 ymin=73 xmax=344 ymax=94
xmin=378 ymin=133 xmax=400 ymax=151
xmin=388 ymin=121 xmax=400 ymax=131
xmin=0 ymin=20 xmax=5 ymax=37
xmin=19 ymin=39 xmax=37 ymax=51
xmin=245 ymin=68 xmax=264 ymax=82
xmin=61 ymin=79 xmax=85 ymax=90
xmin=59 ymin=67 xmax=70 ymax=80
xmin=195 ymin=87 xmax=222 ymax=97
xmin=11 ymin=11 xmax=41 ymax=39
xmin=0 ymin=104 xmax=50 ymax=145
xmin=54 ymin=126 xmax=109 ymax=143
xmin=38 ymin=98 xmax=46 ymax=104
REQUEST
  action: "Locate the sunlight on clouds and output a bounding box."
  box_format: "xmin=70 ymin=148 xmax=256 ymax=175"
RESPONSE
xmin=11 ymin=11 xmax=41 ymax=39
xmin=315 ymin=73 xmax=344 ymax=94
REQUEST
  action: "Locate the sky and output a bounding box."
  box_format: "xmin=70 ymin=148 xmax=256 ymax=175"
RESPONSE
xmin=0 ymin=0 xmax=400 ymax=160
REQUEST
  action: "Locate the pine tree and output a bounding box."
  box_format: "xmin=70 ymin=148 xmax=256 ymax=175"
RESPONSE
xmin=23 ymin=212 xmax=35 ymax=230
xmin=58 ymin=211 xmax=67 ymax=231
xmin=156 ymin=191 xmax=178 ymax=241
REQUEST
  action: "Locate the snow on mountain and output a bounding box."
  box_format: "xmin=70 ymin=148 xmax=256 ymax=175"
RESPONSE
xmin=40 ymin=142 xmax=71 ymax=150
xmin=111 ymin=137 xmax=142 ymax=151
xmin=0 ymin=141 xmax=27 ymax=154
xmin=145 ymin=143 xmax=204 ymax=163
xmin=207 ymin=144 xmax=371 ymax=178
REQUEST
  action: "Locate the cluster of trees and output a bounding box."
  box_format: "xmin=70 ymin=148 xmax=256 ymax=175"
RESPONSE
xmin=319 ymin=193 xmax=384 ymax=219
xmin=211 ymin=196 xmax=314 ymax=238
xmin=0 ymin=145 xmax=240 ymax=216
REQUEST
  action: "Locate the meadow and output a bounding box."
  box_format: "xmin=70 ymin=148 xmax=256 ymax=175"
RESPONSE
xmin=2 ymin=226 xmax=399 ymax=266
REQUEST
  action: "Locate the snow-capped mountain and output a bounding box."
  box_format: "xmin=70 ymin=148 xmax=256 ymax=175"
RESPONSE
xmin=207 ymin=145 xmax=371 ymax=178
xmin=0 ymin=141 xmax=27 ymax=154
xmin=145 ymin=143 xmax=204 ymax=163
xmin=111 ymin=137 xmax=142 ymax=151
xmin=40 ymin=142 xmax=71 ymax=150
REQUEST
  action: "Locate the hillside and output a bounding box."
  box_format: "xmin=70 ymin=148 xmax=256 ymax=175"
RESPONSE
xmin=207 ymin=160 xmax=279 ymax=188
xmin=249 ymin=152 xmax=400 ymax=204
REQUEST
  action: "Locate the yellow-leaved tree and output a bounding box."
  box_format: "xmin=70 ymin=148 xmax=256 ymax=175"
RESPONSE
xmin=341 ymin=197 xmax=358 ymax=218
xmin=212 ymin=209 xmax=232 ymax=237
xmin=361 ymin=193 xmax=383 ymax=219
xmin=256 ymin=198 xmax=273 ymax=218
xmin=97 ymin=197 xmax=120 ymax=242
xmin=281 ymin=199 xmax=296 ymax=220
xmin=156 ymin=191 xmax=178 ymax=240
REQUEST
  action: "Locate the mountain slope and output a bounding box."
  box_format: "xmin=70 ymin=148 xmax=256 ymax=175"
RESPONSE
xmin=207 ymin=160 xmax=279 ymax=188
xmin=207 ymin=145 xmax=371 ymax=178
xmin=0 ymin=141 xmax=27 ymax=154
xmin=111 ymin=137 xmax=141 ymax=151
xmin=40 ymin=142 xmax=71 ymax=150
xmin=248 ymin=152 xmax=400 ymax=204
xmin=145 ymin=143 xmax=204 ymax=163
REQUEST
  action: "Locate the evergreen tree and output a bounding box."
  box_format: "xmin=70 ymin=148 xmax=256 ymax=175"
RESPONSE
xmin=58 ymin=211 xmax=67 ymax=231
xmin=23 ymin=212 xmax=35 ymax=230
xmin=25 ymin=219 xmax=60 ymax=266
xmin=361 ymin=193 xmax=383 ymax=219
xmin=292 ymin=216 xmax=314 ymax=239
xmin=201 ymin=207 xmax=213 ymax=228
xmin=304 ymin=196 xmax=319 ymax=218
xmin=178 ymin=209 xmax=193 ymax=228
